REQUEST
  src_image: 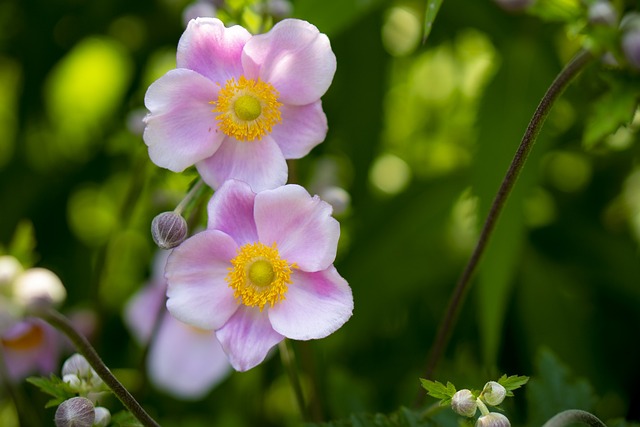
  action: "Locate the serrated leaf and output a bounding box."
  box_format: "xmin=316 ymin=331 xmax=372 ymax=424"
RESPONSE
xmin=498 ymin=374 xmax=529 ymax=392
xmin=583 ymin=83 xmax=639 ymax=149
xmin=26 ymin=375 xmax=77 ymax=408
xmin=419 ymin=379 xmax=456 ymax=403
xmin=422 ymin=0 xmax=444 ymax=43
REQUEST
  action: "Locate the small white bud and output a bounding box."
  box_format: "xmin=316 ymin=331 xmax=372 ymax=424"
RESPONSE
xmin=93 ymin=407 xmax=111 ymax=427
xmin=451 ymin=389 xmax=477 ymax=417
xmin=482 ymin=381 xmax=507 ymax=406
xmin=588 ymin=1 xmax=617 ymax=26
xmin=62 ymin=354 xmax=93 ymax=378
xmin=54 ymin=397 xmax=95 ymax=427
xmin=476 ymin=412 xmax=511 ymax=427
xmin=13 ymin=268 xmax=66 ymax=308
xmin=62 ymin=374 xmax=82 ymax=390
xmin=151 ymin=211 xmax=188 ymax=249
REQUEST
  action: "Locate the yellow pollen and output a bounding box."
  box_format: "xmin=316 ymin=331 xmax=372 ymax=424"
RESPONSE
xmin=1 ymin=323 xmax=45 ymax=351
xmin=226 ymin=242 xmax=295 ymax=310
xmin=212 ymin=76 xmax=282 ymax=141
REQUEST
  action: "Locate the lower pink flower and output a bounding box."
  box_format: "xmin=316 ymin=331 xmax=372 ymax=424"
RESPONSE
xmin=125 ymin=251 xmax=231 ymax=399
xmin=1 ymin=318 xmax=60 ymax=381
xmin=165 ymin=180 xmax=353 ymax=371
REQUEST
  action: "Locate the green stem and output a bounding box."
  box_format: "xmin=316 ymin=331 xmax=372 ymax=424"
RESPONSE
xmin=279 ymin=339 xmax=309 ymax=421
xmin=542 ymin=410 xmax=607 ymax=427
xmin=33 ymin=307 xmax=161 ymax=427
xmin=174 ymin=177 xmax=206 ymax=216
xmin=420 ymin=49 xmax=595 ymax=385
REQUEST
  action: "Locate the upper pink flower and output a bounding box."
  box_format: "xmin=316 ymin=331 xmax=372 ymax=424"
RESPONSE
xmin=165 ymin=180 xmax=353 ymax=371
xmin=143 ymin=18 xmax=336 ymax=192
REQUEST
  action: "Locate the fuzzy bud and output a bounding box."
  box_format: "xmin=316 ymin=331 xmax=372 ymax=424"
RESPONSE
xmin=62 ymin=354 xmax=93 ymax=378
xmin=492 ymin=0 xmax=535 ymax=12
xmin=588 ymin=1 xmax=617 ymax=26
xmin=482 ymin=381 xmax=507 ymax=406
xmin=13 ymin=268 xmax=66 ymax=309
xmin=451 ymin=389 xmax=478 ymax=417
xmin=54 ymin=397 xmax=95 ymax=427
xmin=93 ymin=407 xmax=111 ymax=427
xmin=476 ymin=412 xmax=511 ymax=427
xmin=151 ymin=211 xmax=188 ymax=249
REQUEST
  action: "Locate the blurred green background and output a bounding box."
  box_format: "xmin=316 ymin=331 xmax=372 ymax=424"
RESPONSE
xmin=1 ymin=0 xmax=640 ymax=425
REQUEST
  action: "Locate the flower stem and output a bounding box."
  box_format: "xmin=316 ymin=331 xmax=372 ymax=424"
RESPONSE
xmin=174 ymin=177 xmax=206 ymax=216
xmin=542 ymin=410 xmax=607 ymax=427
xmin=279 ymin=339 xmax=309 ymax=421
xmin=33 ymin=307 xmax=161 ymax=427
xmin=420 ymin=49 xmax=595 ymax=385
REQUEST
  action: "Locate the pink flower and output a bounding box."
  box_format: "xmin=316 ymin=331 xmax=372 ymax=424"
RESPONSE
xmin=143 ymin=17 xmax=336 ymax=192
xmin=1 ymin=318 xmax=60 ymax=381
xmin=124 ymin=251 xmax=230 ymax=399
xmin=165 ymin=180 xmax=353 ymax=371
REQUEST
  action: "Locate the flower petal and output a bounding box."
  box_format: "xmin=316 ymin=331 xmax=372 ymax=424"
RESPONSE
xmin=207 ymin=180 xmax=258 ymax=246
xmin=124 ymin=282 xmax=165 ymax=344
xmin=242 ymin=19 xmax=336 ymax=105
xmin=196 ymin=136 xmax=287 ymax=192
xmin=254 ymin=185 xmax=339 ymax=271
xmin=143 ymin=69 xmax=224 ymax=172
xmin=177 ymin=17 xmax=251 ymax=84
xmin=216 ymin=306 xmax=283 ymax=371
xmin=148 ymin=313 xmax=230 ymax=399
xmin=166 ymin=230 xmax=239 ymax=330
xmin=272 ymin=101 xmax=328 ymax=158
xmin=269 ymin=267 xmax=352 ymax=340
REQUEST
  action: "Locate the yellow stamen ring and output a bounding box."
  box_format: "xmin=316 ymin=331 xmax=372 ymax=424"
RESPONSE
xmin=212 ymin=76 xmax=282 ymax=141
xmin=1 ymin=323 xmax=45 ymax=351
xmin=226 ymin=242 xmax=295 ymax=310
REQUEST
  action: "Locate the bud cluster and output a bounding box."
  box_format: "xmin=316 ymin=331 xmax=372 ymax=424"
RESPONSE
xmin=54 ymin=354 xmax=111 ymax=427
xmin=450 ymin=381 xmax=510 ymax=427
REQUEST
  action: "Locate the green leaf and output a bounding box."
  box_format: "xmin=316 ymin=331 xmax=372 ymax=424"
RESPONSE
xmin=419 ymin=379 xmax=456 ymax=404
xmin=583 ymin=82 xmax=639 ymax=150
xmin=293 ymin=0 xmax=386 ymax=36
xmin=26 ymin=375 xmax=78 ymax=408
xmin=527 ymin=0 xmax=583 ymax=22
xmin=6 ymin=220 xmax=38 ymax=267
xmin=497 ymin=374 xmax=530 ymax=396
xmin=422 ymin=0 xmax=444 ymax=43
xmin=526 ymin=348 xmax=595 ymax=426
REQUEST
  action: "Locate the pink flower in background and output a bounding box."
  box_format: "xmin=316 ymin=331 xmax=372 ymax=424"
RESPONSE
xmin=143 ymin=17 xmax=336 ymax=191
xmin=1 ymin=318 xmax=60 ymax=382
xmin=124 ymin=251 xmax=230 ymax=399
xmin=165 ymin=180 xmax=353 ymax=371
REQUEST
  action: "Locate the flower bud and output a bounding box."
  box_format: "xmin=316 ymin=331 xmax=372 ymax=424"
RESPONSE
xmin=476 ymin=412 xmax=511 ymax=427
xmin=62 ymin=354 xmax=93 ymax=379
xmin=13 ymin=268 xmax=66 ymax=308
xmin=54 ymin=397 xmax=95 ymax=427
xmin=451 ymin=389 xmax=477 ymax=417
xmin=482 ymin=381 xmax=507 ymax=406
xmin=588 ymin=1 xmax=617 ymax=26
xmin=151 ymin=211 xmax=188 ymax=249
xmin=62 ymin=374 xmax=82 ymax=390
xmin=93 ymin=407 xmax=111 ymax=427
xmin=492 ymin=0 xmax=535 ymax=13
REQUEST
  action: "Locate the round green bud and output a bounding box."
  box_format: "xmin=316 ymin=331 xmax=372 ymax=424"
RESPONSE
xmin=482 ymin=381 xmax=507 ymax=406
xmin=476 ymin=412 xmax=511 ymax=427
xmin=151 ymin=211 xmax=188 ymax=249
xmin=54 ymin=397 xmax=95 ymax=427
xmin=451 ymin=389 xmax=477 ymax=417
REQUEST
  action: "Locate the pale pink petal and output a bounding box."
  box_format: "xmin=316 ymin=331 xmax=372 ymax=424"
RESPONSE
xmin=124 ymin=282 xmax=165 ymax=344
xmin=177 ymin=17 xmax=250 ymax=84
xmin=148 ymin=313 xmax=230 ymax=399
xmin=254 ymin=185 xmax=339 ymax=271
xmin=196 ymin=136 xmax=287 ymax=192
xmin=242 ymin=19 xmax=336 ymax=105
xmin=143 ymin=69 xmax=224 ymax=172
xmin=216 ymin=306 xmax=283 ymax=371
xmin=269 ymin=267 xmax=352 ymax=340
xmin=272 ymin=101 xmax=328 ymax=158
xmin=2 ymin=319 xmax=60 ymax=381
xmin=166 ymin=230 xmax=240 ymax=330
xmin=207 ymin=180 xmax=258 ymax=246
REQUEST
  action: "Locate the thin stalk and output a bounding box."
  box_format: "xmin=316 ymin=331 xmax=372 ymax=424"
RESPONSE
xmin=279 ymin=339 xmax=309 ymax=421
xmin=420 ymin=49 xmax=595 ymax=385
xmin=174 ymin=177 xmax=206 ymax=216
xmin=33 ymin=307 xmax=160 ymax=427
xmin=542 ymin=410 xmax=607 ymax=427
